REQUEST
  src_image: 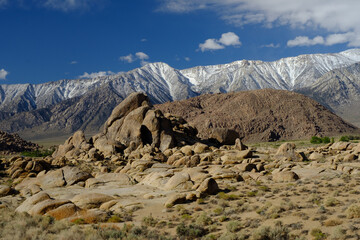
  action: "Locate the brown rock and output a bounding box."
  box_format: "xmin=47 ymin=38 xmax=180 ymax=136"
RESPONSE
xmin=16 ymin=192 xmax=51 ymax=213
xmin=274 ymin=143 xmax=304 ymax=161
xmin=272 ymin=171 xmax=299 ymax=182
xmin=38 ymin=169 xmax=66 ymax=189
xmin=69 ymin=209 xmax=108 ymax=224
xmin=234 ymin=138 xmax=248 ymax=151
xmin=164 ymin=172 xmax=193 ymax=190
xmin=193 ymin=143 xmax=210 ymax=154
xmin=164 ymin=193 xmax=186 ymax=207
xmin=29 ymin=199 xmax=71 ymax=215
xmin=196 ymin=178 xmax=219 ymax=195
xmin=330 ymin=142 xmax=351 ymax=151
xmin=45 ymin=203 xmax=78 ymax=220
xmin=235 ymin=163 xmax=257 ymax=172
xmin=344 ymin=154 xmax=357 ymax=162
xmin=353 ymin=143 xmax=360 ymax=154
xmin=209 ymin=128 xmax=239 ymax=145
xmin=62 ymin=166 xmax=92 ymax=186
xmin=71 ymin=193 xmax=115 ymax=209
xmin=0 ymin=185 xmax=11 ymax=197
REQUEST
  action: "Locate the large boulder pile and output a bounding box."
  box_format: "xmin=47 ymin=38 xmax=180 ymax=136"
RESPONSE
xmin=52 ymin=93 xmax=198 ymax=161
xmin=0 ymin=130 xmax=39 ymax=153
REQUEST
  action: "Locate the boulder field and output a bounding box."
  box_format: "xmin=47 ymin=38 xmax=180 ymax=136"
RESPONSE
xmin=1 ymin=92 xmax=360 ymax=238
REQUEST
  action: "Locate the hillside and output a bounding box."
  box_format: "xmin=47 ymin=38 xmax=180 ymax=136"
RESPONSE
xmin=156 ymin=89 xmax=358 ymax=142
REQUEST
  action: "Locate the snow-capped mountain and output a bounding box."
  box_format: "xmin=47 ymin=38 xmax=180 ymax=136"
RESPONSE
xmin=181 ymin=48 xmax=360 ymax=93
xmin=1 ymin=49 xmax=360 ymax=139
xmin=0 ymin=62 xmax=196 ymax=113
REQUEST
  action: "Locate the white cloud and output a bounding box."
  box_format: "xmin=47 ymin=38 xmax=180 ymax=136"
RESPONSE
xmin=120 ymin=52 xmax=151 ymax=66
xmin=288 ymin=33 xmax=360 ymax=47
xmin=325 ymin=32 xmax=358 ymax=46
xmin=70 ymin=61 xmax=78 ymax=64
xmin=219 ymin=32 xmax=241 ymax=46
xmin=287 ymin=36 xmax=324 ymax=47
xmin=0 ymin=69 xmax=9 ymax=80
xmin=199 ymin=39 xmax=225 ymax=52
xmin=157 ymin=0 xmax=208 ymax=13
xmin=185 ymin=57 xmax=191 ymax=61
xmin=135 ymin=52 xmax=149 ymax=60
xmin=41 ymin=0 xmax=99 ymax=12
xmin=141 ymin=38 xmax=147 ymax=42
xmin=79 ymin=70 xmax=115 ymax=79
xmin=261 ymin=43 xmax=280 ymax=48
xmin=199 ymin=32 xmax=241 ymax=52
xmin=119 ymin=54 xmax=135 ymax=63
xmin=159 ymin=0 xmax=360 ymax=47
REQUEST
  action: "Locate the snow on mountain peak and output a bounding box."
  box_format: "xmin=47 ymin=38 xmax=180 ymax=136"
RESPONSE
xmin=1 ymin=49 xmax=360 ymax=113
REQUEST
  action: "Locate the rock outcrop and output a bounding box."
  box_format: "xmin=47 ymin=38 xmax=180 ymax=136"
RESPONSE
xmin=52 ymin=92 xmax=199 ymax=161
xmin=0 ymin=130 xmax=39 ymax=153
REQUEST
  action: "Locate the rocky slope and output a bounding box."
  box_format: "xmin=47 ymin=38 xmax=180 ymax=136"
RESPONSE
xmin=156 ymin=89 xmax=358 ymax=142
xmin=297 ymin=62 xmax=360 ymax=127
xmin=0 ymin=130 xmax=39 ymax=153
xmin=0 ymin=85 xmax=124 ymax=139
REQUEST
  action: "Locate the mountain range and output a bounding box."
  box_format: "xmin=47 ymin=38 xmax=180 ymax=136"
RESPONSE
xmin=1 ymin=49 xmax=360 ymax=140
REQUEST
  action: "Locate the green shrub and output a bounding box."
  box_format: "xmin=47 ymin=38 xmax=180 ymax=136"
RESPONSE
xmin=107 ymin=215 xmax=122 ymax=223
xmin=310 ymin=136 xmax=323 ymax=144
xmin=252 ymin=222 xmax=289 ymax=240
xmin=346 ymin=204 xmax=360 ymax=218
xmin=22 ymin=149 xmax=54 ymax=157
xmin=176 ymin=222 xmax=207 ymax=239
xmin=310 ymin=136 xmax=331 ymax=144
xmin=142 ymin=214 xmax=158 ymax=227
xmin=339 ymin=136 xmax=349 ymax=142
xmin=310 ymin=228 xmax=327 ymax=240
xmin=227 ymin=220 xmax=242 ymax=233
xmin=196 ymin=212 xmax=213 ymax=226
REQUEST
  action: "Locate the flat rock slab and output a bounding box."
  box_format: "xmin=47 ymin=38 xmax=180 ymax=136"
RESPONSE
xmin=71 ymin=193 xmax=115 ymax=209
xmin=292 ymin=167 xmax=338 ymax=179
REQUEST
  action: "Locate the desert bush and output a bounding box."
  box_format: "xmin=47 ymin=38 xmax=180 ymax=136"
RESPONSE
xmin=323 ymin=218 xmax=342 ymax=227
xmin=142 ymin=214 xmax=158 ymax=227
xmin=176 ymin=222 xmax=207 ymax=239
xmin=346 ymin=204 xmax=360 ymax=218
xmin=251 ymin=222 xmax=289 ymax=240
xmin=219 ymin=232 xmax=246 ymax=240
xmin=196 ymin=212 xmax=213 ymax=226
xmin=227 ymin=220 xmax=242 ymax=233
xmin=217 ymin=192 xmax=240 ymax=200
xmin=0 ymin=208 xmax=174 ymax=240
xmin=107 ymin=214 xmax=122 ymax=223
xmin=331 ymin=227 xmax=346 ymax=240
xmin=310 ymin=228 xmax=327 ymax=240
xmin=325 ymin=198 xmax=340 ymax=207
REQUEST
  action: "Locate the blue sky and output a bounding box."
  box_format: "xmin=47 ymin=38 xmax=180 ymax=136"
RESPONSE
xmin=0 ymin=0 xmax=359 ymax=84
